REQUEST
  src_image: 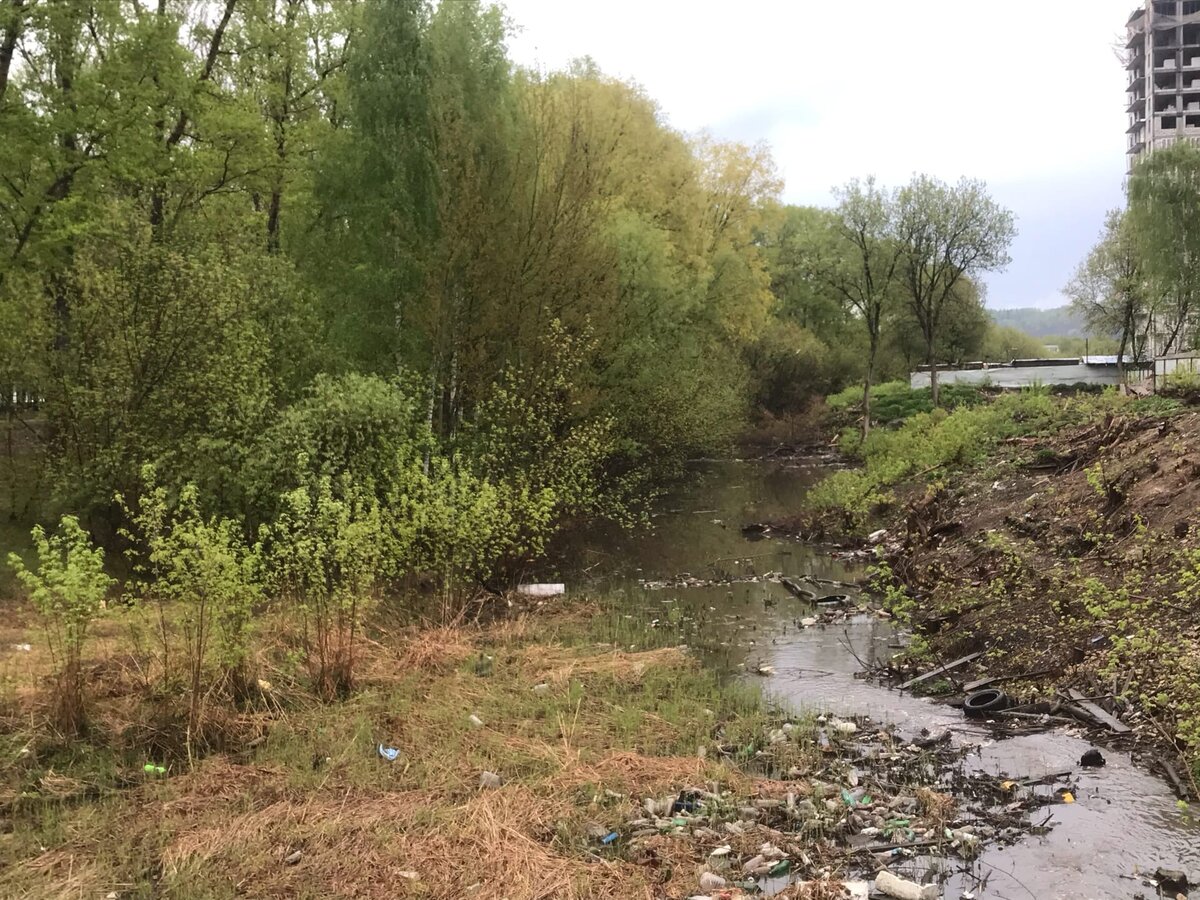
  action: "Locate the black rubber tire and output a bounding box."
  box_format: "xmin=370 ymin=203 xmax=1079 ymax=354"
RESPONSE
xmin=963 ymin=688 xmax=1011 ymax=717
xmin=815 ymin=594 xmax=849 ymax=606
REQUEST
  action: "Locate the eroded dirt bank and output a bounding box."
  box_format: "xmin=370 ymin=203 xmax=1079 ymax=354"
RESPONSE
xmin=870 ymin=409 xmax=1200 ymax=791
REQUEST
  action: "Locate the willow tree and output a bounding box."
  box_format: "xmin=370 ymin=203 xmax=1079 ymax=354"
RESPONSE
xmin=1128 ymin=141 xmax=1200 ymax=355
xmin=1064 ymin=209 xmax=1148 ymax=379
xmin=893 ymin=175 xmax=1015 ymax=406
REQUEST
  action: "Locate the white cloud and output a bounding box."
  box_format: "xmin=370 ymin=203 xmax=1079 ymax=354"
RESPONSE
xmin=503 ymin=0 xmax=1137 ymax=308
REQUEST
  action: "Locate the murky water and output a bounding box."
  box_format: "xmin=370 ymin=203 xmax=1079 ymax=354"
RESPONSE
xmin=543 ymin=459 xmax=1200 ymax=899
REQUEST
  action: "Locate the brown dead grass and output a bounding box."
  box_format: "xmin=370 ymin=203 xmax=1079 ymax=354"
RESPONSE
xmin=1 ymin=600 xmax=789 ymax=900
xmin=391 ymin=625 xmax=476 ymax=674
xmin=562 ymin=750 xmax=712 ymax=797
xmin=158 ymin=782 xmax=653 ymax=899
xmin=527 ymin=645 xmax=692 ymax=686
xmin=916 ymin=786 xmax=956 ymax=828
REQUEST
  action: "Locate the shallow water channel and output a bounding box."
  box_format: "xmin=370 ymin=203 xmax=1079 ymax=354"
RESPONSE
xmin=543 ymin=459 xmax=1200 ymax=900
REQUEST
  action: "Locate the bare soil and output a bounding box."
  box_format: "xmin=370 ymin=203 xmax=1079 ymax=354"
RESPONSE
xmin=875 ymin=410 xmax=1200 ymax=784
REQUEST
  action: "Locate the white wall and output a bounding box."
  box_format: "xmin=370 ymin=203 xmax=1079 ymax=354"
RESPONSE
xmin=909 ymin=365 xmax=1126 ymax=390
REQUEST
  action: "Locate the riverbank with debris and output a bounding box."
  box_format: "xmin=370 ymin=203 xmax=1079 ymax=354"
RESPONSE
xmin=1 ymin=596 xmax=1059 ymax=900
xmin=8 ymin=450 xmax=1200 ymax=899
xmin=857 ymin=406 xmax=1200 ymax=797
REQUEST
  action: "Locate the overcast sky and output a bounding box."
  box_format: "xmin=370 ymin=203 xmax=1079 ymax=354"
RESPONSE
xmin=502 ymin=0 xmax=1136 ymax=310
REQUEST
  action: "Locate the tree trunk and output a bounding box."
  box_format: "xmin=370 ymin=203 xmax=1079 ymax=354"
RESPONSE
xmin=447 ymin=345 xmax=459 ymax=438
xmin=266 ymin=186 xmax=283 ymax=253
xmin=266 ymin=1 xmax=295 ymax=253
xmin=1117 ymin=301 xmax=1132 ymax=383
xmin=861 ymin=376 xmax=871 ymax=440
xmin=926 ymin=335 xmax=940 ymax=408
xmin=0 ymin=0 xmax=25 ymax=106
xmin=861 ymin=334 xmax=878 ymax=440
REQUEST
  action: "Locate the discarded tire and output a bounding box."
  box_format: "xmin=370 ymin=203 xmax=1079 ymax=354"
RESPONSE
xmin=963 ymin=688 xmax=1011 ymax=717
xmin=815 ymin=594 xmax=849 ymax=606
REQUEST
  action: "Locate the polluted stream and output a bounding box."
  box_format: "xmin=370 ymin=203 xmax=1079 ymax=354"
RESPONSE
xmin=542 ymin=459 xmax=1200 ymax=899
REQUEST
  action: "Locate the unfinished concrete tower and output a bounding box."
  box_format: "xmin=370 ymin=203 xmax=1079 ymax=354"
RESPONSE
xmin=1127 ymin=1 xmax=1200 ymax=169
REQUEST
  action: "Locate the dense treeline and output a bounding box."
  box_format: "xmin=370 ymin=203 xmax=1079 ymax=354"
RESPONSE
xmin=0 ymin=0 xmax=1033 ymax=551
xmin=0 ymin=1 xmax=783 ymax=548
xmin=0 ymin=0 xmax=1035 ymax=731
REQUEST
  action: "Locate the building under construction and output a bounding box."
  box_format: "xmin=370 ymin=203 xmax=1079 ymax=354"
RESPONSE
xmin=1126 ymin=1 xmax=1200 ymax=169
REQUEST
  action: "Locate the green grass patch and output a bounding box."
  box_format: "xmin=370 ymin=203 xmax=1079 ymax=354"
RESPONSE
xmin=809 ymin=387 xmax=1163 ymax=529
xmin=827 ymin=380 xmax=990 ymax=424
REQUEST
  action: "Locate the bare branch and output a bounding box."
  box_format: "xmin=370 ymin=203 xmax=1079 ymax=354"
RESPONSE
xmin=165 ymin=0 xmax=237 ymax=148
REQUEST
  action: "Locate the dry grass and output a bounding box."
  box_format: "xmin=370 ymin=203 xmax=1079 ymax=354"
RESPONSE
xmin=575 ymin=750 xmax=709 ymax=789
xmin=391 ymin=626 xmax=476 ymax=674
xmin=525 ymin=645 xmax=692 ymax=685
xmin=154 ymin=783 xmax=655 ymax=900
xmin=0 ymin=602 xmax=804 ymax=900
xmin=916 ymin=786 xmax=956 ymax=828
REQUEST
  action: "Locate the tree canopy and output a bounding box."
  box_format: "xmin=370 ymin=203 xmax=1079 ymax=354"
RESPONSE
xmin=0 ymin=0 xmax=1035 ymax=572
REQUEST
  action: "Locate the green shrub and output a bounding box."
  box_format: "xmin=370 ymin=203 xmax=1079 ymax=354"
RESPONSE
xmin=243 ymin=324 xmax=635 ymax=599
xmin=8 ymin=516 xmax=113 ymax=734
xmin=1130 ymin=394 xmax=1183 ymax=415
xmin=120 ymin=470 xmax=263 ymax=733
xmin=826 ymin=382 xmax=882 ymax=412
xmin=807 ymin=388 xmax=1114 ymax=529
xmin=1163 ymin=369 xmax=1200 ymax=397
xmin=247 ymin=372 xmax=432 ymax=521
xmin=827 ymin=380 xmax=988 ymax=428
xmin=836 ymin=426 xmax=863 ymax=457
xmin=267 ymin=477 xmax=388 ymax=700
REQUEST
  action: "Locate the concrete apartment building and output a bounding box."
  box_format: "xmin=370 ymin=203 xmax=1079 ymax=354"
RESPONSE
xmin=1125 ymin=2 xmax=1200 ymax=366
xmin=1126 ymin=0 xmax=1200 ymax=169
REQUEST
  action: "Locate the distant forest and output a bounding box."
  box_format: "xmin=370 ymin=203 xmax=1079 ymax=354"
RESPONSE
xmin=990 ymin=306 xmax=1089 ymax=339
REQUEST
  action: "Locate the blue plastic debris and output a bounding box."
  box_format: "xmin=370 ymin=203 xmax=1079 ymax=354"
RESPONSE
xmin=378 ymin=744 xmax=400 ymax=761
xmin=601 ymin=832 xmax=619 ymax=845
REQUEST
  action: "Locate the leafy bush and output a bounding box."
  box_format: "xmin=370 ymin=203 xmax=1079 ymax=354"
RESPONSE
xmin=455 ymin=322 xmax=639 ymax=575
xmin=247 ymin=372 xmax=432 ymax=521
xmin=246 ymin=325 xmax=635 ymax=598
xmin=120 ymin=471 xmax=263 ymax=731
xmin=267 ymin=477 xmax=388 ymax=699
xmin=7 ymin=516 xmax=113 ymax=734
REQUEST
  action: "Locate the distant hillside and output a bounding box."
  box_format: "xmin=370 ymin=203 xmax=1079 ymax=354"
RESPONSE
xmin=990 ymin=306 xmax=1086 ymax=338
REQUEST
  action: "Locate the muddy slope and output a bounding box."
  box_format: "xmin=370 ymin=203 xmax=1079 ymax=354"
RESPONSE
xmin=877 ymin=411 xmax=1200 ymax=776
